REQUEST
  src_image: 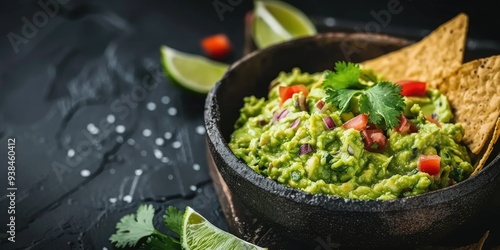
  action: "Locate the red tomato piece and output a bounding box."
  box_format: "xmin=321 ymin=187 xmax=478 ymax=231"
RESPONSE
xmin=279 ymin=85 xmax=309 ymax=106
xmin=315 ymin=100 xmax=325 ymax=110
xmin=361 ymin=129 xmax=388 ymax=152
xmin=342 ymin=114 xmax=369 ymax=131
xmin=418 ymin=155 xmax=441 ymax=176
xmin=366 ymin=122 xmax=377 ymax=129
xmin=395 ymin=115 xmax=418 ymax=134
xmin=396 ymin=80 xmax=427 ymax=97
xmin=201 ymin=34 xmax=232 ymax=60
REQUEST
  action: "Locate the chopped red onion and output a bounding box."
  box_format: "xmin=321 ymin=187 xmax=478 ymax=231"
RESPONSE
xmin=290 ymin=118 xmax=300 ymax=129
xmin=277 ymin=109 xmax=289 ymax=120
xmin=299 ymin=144 xmax=313 ymax=155
xmin=322 ymin=117 xmax=336 ymax=130
xmin=298 ymin=95 xmax=308 ymax=112
xmin=347 ymin=145 xmax=354 ymax=155
xmin=273 ymin=109 xmax=289 ymax=122
xmin=431 ymin=113 xmax=439 ymax=120
xmin=272 ymin=112 xmax=279 ymax=122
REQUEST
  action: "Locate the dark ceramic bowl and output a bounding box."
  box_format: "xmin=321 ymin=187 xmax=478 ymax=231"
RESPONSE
xmin=204 ymin=33 xmax=500 ymax=249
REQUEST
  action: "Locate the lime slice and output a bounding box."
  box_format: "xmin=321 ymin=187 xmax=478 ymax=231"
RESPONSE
xmin=252 ymin=0 xmax=316 ymax=49
xmin=160 ymin=45 xmax=228 ymax=94
xmin=181 ymin=206 xmax=267 ymax=250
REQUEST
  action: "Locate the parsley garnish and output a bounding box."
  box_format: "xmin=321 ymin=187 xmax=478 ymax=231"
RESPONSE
xmin=109 ymin=204 xmax=182 ymax=249
xmin=323 ymin=61 xmax=405 ymax=128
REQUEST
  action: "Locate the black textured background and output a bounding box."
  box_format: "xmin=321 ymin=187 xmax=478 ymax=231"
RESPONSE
xmin=0 ymin=0 xmax=499 ymax=249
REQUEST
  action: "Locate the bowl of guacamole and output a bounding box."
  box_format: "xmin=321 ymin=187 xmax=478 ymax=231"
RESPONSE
xmin=229 ymin=65 xmax=473 ymax=200
xmin=205 ymin=31 xmax=500 ymax=248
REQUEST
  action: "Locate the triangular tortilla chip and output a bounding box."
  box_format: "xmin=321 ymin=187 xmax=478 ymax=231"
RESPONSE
xmin=362 ymin=13 xmax=468 ymax=86
xmin=472 ymin=118 xmax=500 ymax=175
xmin=434 ymin=55 xmax=500 ymax=155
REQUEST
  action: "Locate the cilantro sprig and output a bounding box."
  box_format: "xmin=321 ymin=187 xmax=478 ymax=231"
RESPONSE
xmin=109 ymin=204 xmax=182 ymax=250
xmin=358 ymin=82 xmax=404 ymax=127
xmin=323 ymin=61 xmax=365 ymax=89
xmin=164 ymin=206 xmax=183 ymax=235
xmin=110 ymin=204 xmax=265 ymax=249
xmin=323 ymin=61 xmax=405 ymax=128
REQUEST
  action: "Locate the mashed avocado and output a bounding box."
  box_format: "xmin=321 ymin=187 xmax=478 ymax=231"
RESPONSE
xmin=229 ymin=68 xmax=473 ymax=200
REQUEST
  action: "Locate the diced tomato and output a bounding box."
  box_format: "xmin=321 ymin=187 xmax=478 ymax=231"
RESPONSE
xmin=396 ymin=80 xmax=427 ymax=97
xmin=395 ymin=115 xmax=418 ymax=134
xmin=279 ymin=85 xmax=309 ymax=106
xmin=418 ymin=155 xmax=441 ymax=176
xmin=315 ymin=100 xmax=325 ymax=110
xmin=366 ymin=122 xmax=377 ymax=129
xmin=361 ymin=129 xmax=388 ymax=152
xmin=201 ymin=34 xmax=232 ymax=60
xmin=425 ymin=115 xmax=442 ymax=128
xmin=342 ymin=114 xmax=369 ymax=131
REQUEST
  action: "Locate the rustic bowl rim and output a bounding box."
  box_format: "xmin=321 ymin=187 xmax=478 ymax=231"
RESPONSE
xmin=205 ymin=32 xmax=500 ymax=213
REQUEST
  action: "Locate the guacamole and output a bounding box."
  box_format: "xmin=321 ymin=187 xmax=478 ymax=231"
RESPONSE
xmin=229 ymin=67 xmax=473 ymax=200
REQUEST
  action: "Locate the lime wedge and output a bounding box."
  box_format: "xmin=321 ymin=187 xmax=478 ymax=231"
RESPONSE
xmin=181 ymin=206 xmax=267 ymax=250
xmin=160 ymin=45 xmax=228 ymax=94
xmin=252 ymin=0 xmax=316 ymax=49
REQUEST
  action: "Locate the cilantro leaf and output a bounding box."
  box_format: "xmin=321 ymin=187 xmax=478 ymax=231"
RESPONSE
xmin=110 ymin=205 xmax=184 ymax=249
xmin=140 ymin=236 xmax=181 ymax=250
xmin=358 ymin=81 xmax=405 ymax=128
xmin=323 ymin=61 xmax=363 ymax=89
xmin=110 ymin=204 xmax=157 ymax=248
xmin=163 ymin=206 xmax=183 ymax=236
xmin=325 ymin=87 xmax=360 ymax=113
xmin=359 ymin=68 xmax=379 ymax=84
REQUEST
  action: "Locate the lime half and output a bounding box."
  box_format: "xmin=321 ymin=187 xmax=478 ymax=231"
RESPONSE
xmin=160 ymin=45 xmax=228 ymax=94
xmin=253 ymin=0 xmax=316 ymax=49
xmin=181 ymin=206 xmax=267 ymax=250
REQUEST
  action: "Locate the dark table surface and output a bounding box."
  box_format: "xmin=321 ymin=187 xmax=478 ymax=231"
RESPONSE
xmin=0 ymin=1 xmax=499 ymax=249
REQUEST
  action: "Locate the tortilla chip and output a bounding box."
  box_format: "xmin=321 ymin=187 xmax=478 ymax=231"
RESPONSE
xmin=453 ymin=231 xmax=489 ymax=250
xmin=362 ymin=13 xmax=468 ymax=85
xmin=435 ymin=55 xmax=500 ymax=155
xmin=472 ymin=118 xmax=500 ymax=175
